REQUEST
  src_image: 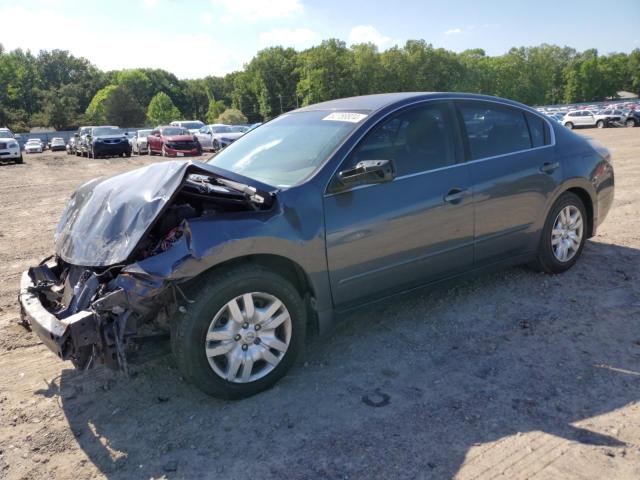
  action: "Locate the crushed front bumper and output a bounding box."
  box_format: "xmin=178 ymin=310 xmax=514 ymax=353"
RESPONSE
xmin=19 ymin=270 xmax=98 ymax=360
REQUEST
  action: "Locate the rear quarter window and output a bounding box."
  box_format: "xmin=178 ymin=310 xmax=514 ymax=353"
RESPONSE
xmin=525 ymin=112 xmax=549 ymax=148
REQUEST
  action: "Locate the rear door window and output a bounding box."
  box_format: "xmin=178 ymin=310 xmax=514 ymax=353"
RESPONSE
xmin=457 ymin=102 xmax=532 ymax=160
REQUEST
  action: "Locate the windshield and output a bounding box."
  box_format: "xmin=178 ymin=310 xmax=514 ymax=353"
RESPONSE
xmin=161 ymin=127 xmax=189 ymax=136
xmin=231 ymin=126 xmax=248 ymax=132
xmin=211 ymin=125 xmax=232 ymax=133
xmin=180 ymin=121 xmax=204 ymax=130
xmin=0 ymin=129 xmax=14 ymax=138
xmin=27 ymin=139 xmax=40 ymax=144
xmin=137 ymin=129 xmax=152 ymax=136
xmin=92 ymin=127 xmax=119 ymax=136
xmin=208 ymin=110 xmax=365 ymax=187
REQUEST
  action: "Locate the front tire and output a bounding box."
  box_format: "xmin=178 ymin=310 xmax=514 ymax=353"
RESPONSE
xmin=172 ymin=264 xmax=306 ymax=399
xmin=565 ymin=122 xmax=574 ymax=129
xmin=532 ymin=192 xmax=587 ymax=274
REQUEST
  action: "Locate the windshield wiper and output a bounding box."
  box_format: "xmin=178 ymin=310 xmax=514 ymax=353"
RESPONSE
xmin=186 ymin=174 xmax=273 ymax=208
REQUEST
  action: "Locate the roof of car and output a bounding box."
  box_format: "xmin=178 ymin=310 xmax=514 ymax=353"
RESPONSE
xmin=293 ymin=92 xmax=530 ymax=114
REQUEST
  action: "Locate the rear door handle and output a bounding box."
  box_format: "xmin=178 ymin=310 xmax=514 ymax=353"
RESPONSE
xmin=540 ymin=162 xmax=560 ymax=174
xmin=444 ymin=188 xmax=468 ymax=204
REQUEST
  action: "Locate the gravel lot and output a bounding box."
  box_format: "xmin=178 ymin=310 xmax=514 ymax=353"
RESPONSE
xmin=0 ymin=129 xmax=639 ymax=480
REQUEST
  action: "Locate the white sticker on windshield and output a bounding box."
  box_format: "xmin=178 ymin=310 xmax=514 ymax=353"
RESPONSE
xmin=322 ymin=112 xmax=368 ymax=123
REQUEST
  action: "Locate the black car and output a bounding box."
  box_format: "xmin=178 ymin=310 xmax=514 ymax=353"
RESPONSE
xmin=623 ymin=110 xmax=639 ymax=127
xmin=19 ymin=93 xmax=614 ymax=399
xmin=86 ymin=126 xmax=132 ymax=158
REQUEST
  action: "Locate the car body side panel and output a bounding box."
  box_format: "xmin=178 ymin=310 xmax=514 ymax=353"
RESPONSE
xmin=324 ymin=166 xmax=474 ymax=308
xmin=468 ymin=146 xmax=561 ymax=265
xmin=115 ymin=183 xmax=334 ymax=315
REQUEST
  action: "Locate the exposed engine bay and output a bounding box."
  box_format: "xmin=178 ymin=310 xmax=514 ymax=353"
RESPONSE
xmin=20 ymin=163 xmax=276 ymax=372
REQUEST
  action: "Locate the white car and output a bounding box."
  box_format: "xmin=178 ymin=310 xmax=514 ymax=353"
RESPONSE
xmin=562 ymin=110 xmax=621 ymax=129
xmin=195 ymin=124 xmax=245 ymax=151
xmin=131 ymin=129 xmax=152 ymax=155
xmin=24 ymin=138 xmax=44 ymax=154
xmin=0 ymin=128 xmax=22 ymax=164
xmin=170 ymin=120 xmax=205 ymax=135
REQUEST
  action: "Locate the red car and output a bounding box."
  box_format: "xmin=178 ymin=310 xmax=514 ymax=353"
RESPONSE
xmin=147 ymin=126 xmax=202 ymax=157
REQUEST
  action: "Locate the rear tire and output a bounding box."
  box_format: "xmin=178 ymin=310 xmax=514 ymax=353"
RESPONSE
xmin=531 ymin=192 xmax=587 ymax=274
xmin=596 ymin=120 xmax=605 ymax=129
xmin=172 ymin=264 xmax=306 ymax=399
xmin=626 ymin=119 xmax=636 ymax=128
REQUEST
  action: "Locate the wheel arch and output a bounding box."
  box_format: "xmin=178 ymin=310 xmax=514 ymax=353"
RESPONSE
xmin=565 ymin=186 xmax=594 ymax=238
xmin=187 ymin=253 xmax=321 ymax=331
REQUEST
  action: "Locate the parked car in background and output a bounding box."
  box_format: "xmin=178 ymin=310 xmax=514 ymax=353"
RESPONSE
xmin=86 ymin=126 xmax=132 ymax=158
xmin=131 ymin=129 xmax=153 ymax=154
xmin=170 ymin=120 xmax=205 ymax=134
xmin=73 ymin=126 xmax=96 ymax=156
xmin=599 ymin=108 xmax=638 ymax=128
xmin=594 ymin=109 xmax=624 ymax=127
xmin=230 ymin=125 xmax=249 ymax=133
xmin=66 ymin=136 xmax=76 ymax=155
xmin=623 ymin=110 xmax=640 ymax=127
xmin=0 ymin=129 xmax=22 ymax=163
xmin=147 ymin=126 xmax=202 ymax=157
xmin=562 ymin=110 xmax=620 ymax=129
xmin=18 ymin=93 xmax=614 ymax=399
xmin=24 ymin=138 xmax=43 ymax=153
xmin=0 ymin=127 xmax=15 ymax=139
xmin=196 ymin=124 xmax=230 ymax=151
xmin=50 ymin=137 xmax=66 ymax=151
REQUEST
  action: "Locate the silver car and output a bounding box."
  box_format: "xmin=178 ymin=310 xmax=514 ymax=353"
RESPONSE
xmin=131 ymin=129 xmax=153 ymax=155
xmin=195 ymin=124 xmax=234 ymax=151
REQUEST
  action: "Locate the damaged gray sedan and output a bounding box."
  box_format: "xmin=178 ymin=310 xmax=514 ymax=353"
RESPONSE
xmin=19 ymin=93 xmax=614 ymax=399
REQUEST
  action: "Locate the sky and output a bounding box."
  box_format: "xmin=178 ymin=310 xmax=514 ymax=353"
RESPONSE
xmin=0 ymin=0 xmax=638 ymax=79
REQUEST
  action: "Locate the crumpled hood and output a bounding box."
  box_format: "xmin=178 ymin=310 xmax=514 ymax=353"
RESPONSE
xmin=54 ymin=160 xmax=275 ymax=267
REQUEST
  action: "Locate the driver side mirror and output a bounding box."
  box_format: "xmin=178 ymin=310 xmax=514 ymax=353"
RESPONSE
xmin=337 ymin=159 xmax=396 ymax=187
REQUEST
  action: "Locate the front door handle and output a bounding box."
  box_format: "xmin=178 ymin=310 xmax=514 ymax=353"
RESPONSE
xmin=540 ymin=162 xmax=560 ymax=174
xmin=444 ymin=188 xmax=468 ymax=204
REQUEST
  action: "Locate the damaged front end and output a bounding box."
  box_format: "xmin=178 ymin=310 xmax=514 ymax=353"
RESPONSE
xmin=19 ymin=161 xmax=276 ymax=371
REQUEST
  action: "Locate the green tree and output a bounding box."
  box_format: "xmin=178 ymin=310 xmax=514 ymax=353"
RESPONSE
xmin=296 ymin=39 xmax=357 ymax=105
xmin=216 ymin=108 xmax=247 ymax=125
xmin=206 ymin=99 xmax=226 ymax=123
xmin=147 ymin=91 xmax=182 ymax=125
xmin=85 ymin=84 xmax=117 ymax=123
xmin=103 ymin=85 xmax=146 ymax=127
xmin=115 ymin=69 xmax=153 ymax=106
xmin=39 ymin=85 xmax=80 ymax=129
xmin=351 ymin=43 xmax=381 ymax=95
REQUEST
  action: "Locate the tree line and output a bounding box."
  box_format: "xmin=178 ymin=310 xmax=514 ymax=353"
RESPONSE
xmin=0 ymin=40 xmax=638 ymax=132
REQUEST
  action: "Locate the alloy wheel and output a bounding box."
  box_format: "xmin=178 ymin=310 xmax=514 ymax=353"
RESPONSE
xmin=551 ymin=205 xmax=583 ymax=262
xmin=205 ymin=292 xmax=292 ymax=383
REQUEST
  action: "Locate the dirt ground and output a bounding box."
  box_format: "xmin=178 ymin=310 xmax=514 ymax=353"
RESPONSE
xmin=0 ymin=130 xmax=638 ymax=480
